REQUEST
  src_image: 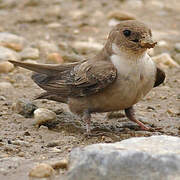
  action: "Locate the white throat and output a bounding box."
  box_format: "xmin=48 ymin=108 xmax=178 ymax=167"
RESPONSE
xmin=110 ymin=43 xmax=152 ymax=75
xmin=111 ymin=43 xmax=146 ymax=61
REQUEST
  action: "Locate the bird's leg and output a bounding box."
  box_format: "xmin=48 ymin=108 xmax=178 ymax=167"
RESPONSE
xmin=83 ymin=110 xmax=91 ymax=134
xmin=125 ymin=106 xmax=150 ymax=130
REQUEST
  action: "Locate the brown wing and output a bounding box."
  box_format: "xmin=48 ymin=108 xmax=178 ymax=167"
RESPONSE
xmin=9 ymin=59 xmax=117 ymax=97
xmin=154 ymin=67 xmax=165 ymax=87
xmin=35 ymin=60 xmax=117 ymax=97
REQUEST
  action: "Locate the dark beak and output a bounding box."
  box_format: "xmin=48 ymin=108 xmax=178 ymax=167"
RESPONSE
xmin=140 ymin=36 xmax=157 ymax=49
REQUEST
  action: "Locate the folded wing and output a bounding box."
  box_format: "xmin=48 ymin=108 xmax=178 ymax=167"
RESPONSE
xmin=9 ymin=60 xmax=117 ymax=99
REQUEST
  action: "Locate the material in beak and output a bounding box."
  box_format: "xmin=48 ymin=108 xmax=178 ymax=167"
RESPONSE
xmin=140 ymin=36 xmax=157 ymax=48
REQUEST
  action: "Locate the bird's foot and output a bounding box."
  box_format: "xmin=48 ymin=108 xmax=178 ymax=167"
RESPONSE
xmin=139 ymin=123 xmax=154 ymax=132
xmin=83 ymin=110 xmax=92 ymax=136
xmin=125 ymin=107 xmax=155 ymax=131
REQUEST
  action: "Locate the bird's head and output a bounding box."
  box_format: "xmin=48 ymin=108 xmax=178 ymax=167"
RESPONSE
xmin=105 ymin=20 xmax=157 ymax=57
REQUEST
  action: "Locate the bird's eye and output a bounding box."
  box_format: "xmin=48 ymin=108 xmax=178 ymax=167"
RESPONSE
xmin=123 ymin=30 xmax=131 ymax=37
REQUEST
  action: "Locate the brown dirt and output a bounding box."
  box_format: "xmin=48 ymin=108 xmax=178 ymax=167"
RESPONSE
xmin=0 ymin=0 xmax=180 ymax=179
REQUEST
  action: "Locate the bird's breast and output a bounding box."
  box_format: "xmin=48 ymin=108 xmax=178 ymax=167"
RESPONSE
xmin=69 ymin=53 xmax=156 ymax=114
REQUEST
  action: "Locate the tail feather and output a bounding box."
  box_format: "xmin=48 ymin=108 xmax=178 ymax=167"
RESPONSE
xmin=9 ymin=60 xmax=78 ymax=76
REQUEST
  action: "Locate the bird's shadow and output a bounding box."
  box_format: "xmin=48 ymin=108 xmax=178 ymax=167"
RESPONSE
xmin=39 ymin=109 xmax=160 ymax=140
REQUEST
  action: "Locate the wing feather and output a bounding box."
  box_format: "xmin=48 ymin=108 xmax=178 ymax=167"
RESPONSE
xmin=33 ymin=60 xmax=117 ymax=97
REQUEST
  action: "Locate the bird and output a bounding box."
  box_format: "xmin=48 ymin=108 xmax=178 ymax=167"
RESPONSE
xmin=9 ymin=20 xmax=165 ymax=134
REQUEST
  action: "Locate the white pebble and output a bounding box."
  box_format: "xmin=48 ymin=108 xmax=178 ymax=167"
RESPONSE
xmin=157 ymin=40 xmax=168 ymax=48
xmin=0 ymin=61 xmax=14 ymax=73
xmin=29 ymin=163 xmax=55 ymax=178
xmin=34 ymin=108 xmax=56 ymax=125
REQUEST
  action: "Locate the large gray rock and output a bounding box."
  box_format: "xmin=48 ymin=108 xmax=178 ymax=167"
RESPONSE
xmin=66 ymin=136 xmax=180 ymax=180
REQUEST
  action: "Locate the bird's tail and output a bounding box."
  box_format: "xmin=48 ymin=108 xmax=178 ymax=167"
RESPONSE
xmin=9 ymin=60 xmax=77 ymax=76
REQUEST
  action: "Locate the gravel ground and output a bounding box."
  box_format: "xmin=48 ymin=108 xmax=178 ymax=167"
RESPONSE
xmin=0 ymin=0 xmax=179 ymax=179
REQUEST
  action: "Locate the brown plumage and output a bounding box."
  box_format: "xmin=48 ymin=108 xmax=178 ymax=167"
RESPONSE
xmin=9 ymin=20 xmax=165 ymax=133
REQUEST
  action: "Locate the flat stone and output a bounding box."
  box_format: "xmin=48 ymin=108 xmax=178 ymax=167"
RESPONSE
xmin=66 ymin=136 xmax=180 ymax=180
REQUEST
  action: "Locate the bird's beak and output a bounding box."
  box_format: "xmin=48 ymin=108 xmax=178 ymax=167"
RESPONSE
xmin=140 ymin=36 xmax=157 ymax=49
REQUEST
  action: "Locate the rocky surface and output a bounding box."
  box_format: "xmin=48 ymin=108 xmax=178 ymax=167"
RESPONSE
xmin=66 ymin=136 xmax=180 ymax=180
xmin=0 ymin=0 xmax=179 ymax=179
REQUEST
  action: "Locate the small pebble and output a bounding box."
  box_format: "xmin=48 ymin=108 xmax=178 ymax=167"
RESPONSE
xmin=37 ymin=40 xmax=59 ymax=56
xmin=34 ymin=108 xmax=56 ymax=125
xmin=0 ymin=32 xmax=26 ymax=51
xmin=47 ymin=53 xmax=64 ymax=64
xmin=47 ymin=140 xmax=60 ymax=147
xmin=108 ymin=18 xmax=120 ymax=27
xmin=157 ymin=40 xmax=168 ymax=48
xmin=47 ymin=22 xmax=61 ymax=29
xmin=24 ymin=131 xmax=31 ymax=136
xmin=174 ymin=43 xmax=180 ymax=53
xmin=0 ymin=82 xmax=13 ymax=89
xmin=29 ymin=163 xmax=55 ymax=178
xmin=39 ymin=125 xmax=49 ymax=131
xmin=0 ymin=42 xmax=23 ymax=51
xmin=101 ymin=136 xmax=113 ymax=143
xmin=0 ymin=61 xmax=14 ymax=73
xmin=0 ymin=95 xmax=6 ymax=101
xmin=24 ymin=0 xmax=39 ymax=6
xmin=73 ymin=41 xmax=103 ymax=54
xmin=126 ymin=0 xmax=143 ymax=8
xmin=20 ymin=47 xmax=39 ymax=60
xmin=18 ymin=152 xmax=25 ymax=157
xmin=11 ymin=140 xmax=30 ymax=147
xmin=177 ymin=94 xmax=180 ymax=100
xmin=50 ymin=159 xmax=68 ymax=170
xmin=45 ymin=6 xmax=61 ymax=17
xmin=107 ymin=11 xmax=136 ymax=21
xmin=0 ymin=46 xmax=20 ymax=61
xmin=62 ymin=54 xmax=82 ymax=63
xmin=12 ymin=99 xmax=37 ymax=118
xmin=152 ymin=53 xmax=180 ymax=68
xmin=173 ymin=53 xmax=180 ymax=64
